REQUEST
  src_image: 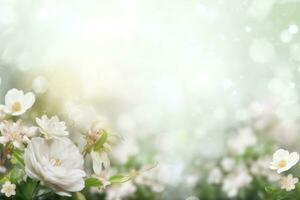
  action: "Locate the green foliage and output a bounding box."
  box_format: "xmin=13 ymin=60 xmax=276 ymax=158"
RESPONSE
xmin=109 ymin=174 xmax=130 ymax=184
xmin=93 ymin=130 xmax=108 ymax=151
xmin=84 ymin=178 xmax=102 ymax=188
xmin=10 ymin=167 xmax=24 ymax=184
xmin=72 ymin=192 xmax=86 ymax=200
xmin=11 ymin=149 xmax=25 ymax=167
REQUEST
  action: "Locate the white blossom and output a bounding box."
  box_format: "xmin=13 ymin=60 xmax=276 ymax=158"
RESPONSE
xmin=221 ymin=157 xmax=235 ymax=172
xmin=1 ymin=181 xmax=16 ymax=197
xmin=207 ymin=167 xmax=223 ymax=184
xmin=270 ymin=149 xmax=299 ymax=173
xmin=36 ymin=115 xmax=68 ymax=138
xmin=24 ymin=137 xmax=86 ymax=196
xmin=106 ymin=181 xmax=136 ymax=200
xmin=250 ymin=156 xmax=280 ymax=182
xmin=90 ymin=150 xmax=110 ymax=175
xmin=3 ymin=89 xmax=35 ymax=116
xmin=222 ymin=166 xmax=252 ymax=198
xmin=135 ymin=165 xmax=165 ymax=192
xmin=0 ymin=121 xmax=37 ymax=148
xmin=228 ymin=127 xmax=257 ymax=155
xmin=111 ymin=138 xmax=139 ymax=164
xmin=280 ymin=174 xmax=298 ymax=191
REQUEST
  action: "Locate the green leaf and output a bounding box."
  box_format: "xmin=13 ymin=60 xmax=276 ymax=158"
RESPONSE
xmin=93 ymin=130 xmax=108 ymax=151
xmin=19 ymin=178 xmax=39 ymax=200
xmin=84 ymin=177 xmax=102 ymax=188
xmin=11 ymin=149 xmax=25 ymax=167
xmin=72 ymin=192 xmax=87 ymax=200
xmin=109 ymin=175 xmax=130 ymax=184
xmin=265 ymin=186 xmax=276 ymax=194
xmin=10 ymin=168 xmax=24 ymax=183
xmin=0 ymin=171 xmax=11 ymax=184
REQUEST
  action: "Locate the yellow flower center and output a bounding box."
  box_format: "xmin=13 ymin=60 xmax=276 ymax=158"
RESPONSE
xmin=50 ymin=158 xmax=62 ymax=167
xmin=11 ymin=101 xmax=22 ymax=112
xmin=278 ymin=160 xmax=287 ymax=168
xmin=4 ymin=186 xmax=13 ymax=193
xmin=10 ymin=132 xmax=20 ymax=140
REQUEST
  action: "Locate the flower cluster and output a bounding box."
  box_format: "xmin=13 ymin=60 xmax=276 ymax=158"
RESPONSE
xmin=0 ymin=88 xmax=153 ymax=199
xmin=269 ymin=149 xmax=299 ymax=191
xmin=194 ymin=100 xmax=300 ymax=199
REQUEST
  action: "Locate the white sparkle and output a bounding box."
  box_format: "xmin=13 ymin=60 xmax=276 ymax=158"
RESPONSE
xmin=289 ymin=24 xmax=298 ymax=34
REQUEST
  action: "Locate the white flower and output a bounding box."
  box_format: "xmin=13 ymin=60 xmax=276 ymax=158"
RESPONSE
xmin=106 ymin=181 xmax=136 ymax=200
xmin=207 ymin=167 xmax=223 ymax=184
xmin=222 ymin=166 xmax=252 ymax=198
xmin=90 ymin=150 xmax=110 ymax=175
xmin=221 ymin=157 xmax=235 ymax=172
xmin=135 ymin=165 xmax=165 ymax=192
xmin=0 ymin=166 xmax=6 ymax=173
xmin=0 ymin=121 xmax=36 ymax=148
xmin=270 ymin=149 xmax=299 ymax=173
xmin=280 ymin=174 xmax=298 ymax=191
xmin=24 ymin=137 xmax=86 ymax=196
xmin=250 ymin=156 xmax=280 ymax=182
xmin=228 ymin=127 xmax=257 ymax=155
xmin=111 ymin=138 xmax=139 ymax=164
xmin=1 ymin=181 xmax=16 ymax=197
xmin=3 ymin=89 xmax=35 ymax=116
xmin=36 ymin=115 xmax=68 ymax=138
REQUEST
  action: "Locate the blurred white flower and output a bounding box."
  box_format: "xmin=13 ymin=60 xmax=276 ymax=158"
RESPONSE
xmin=36 ymin=115 xmax=68 ymax=138
xmin=222 ymin=166 xmax=252 ymax=198
xmin=0 ymin=166 xmax=6 ymax=173
xmin=272 ymin=120 xmax=299 ymax=146
xmin=90 ymin=151 xmax=110 ymax=175
xmin=0 ymin=121 xmax=36 ymax=148
xmin=207 ymin=167 xmax=223 ymax=184
xmin=185 ymin=196 xmax=199 ymax=200
xmin=135 ymin=165 xmax=165 ymax=192
xmin=106 ymin=181 xmax=136 ymax=200
xmin=249 ymin=39 xmax=275 ymax=64
xmin=221 ymin=157 xmax=235 ymax=172
xmin=280 ymin=174 xmax=298 ymax=191
xmin=32 ymin=76 xmax=49 ymax=94
xmin=24 ymin=137 xmax=86 ymax=196
xmin=185 ymin=173 xmax=199 ymax=187
xmin=1 ymin=181 xmax=16 ymax=197
xmin=3 ymin=89 xmax=35 ymax=116
xmin=250 ymin=156 xmax=280 ymax=182
xmin=228 ymin=127 xmax=257 ymax=155
xmin=270 ymin=149 xmax=299 ymax=173
xmin=111 ymin=138 xmax=139 ymax=164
